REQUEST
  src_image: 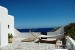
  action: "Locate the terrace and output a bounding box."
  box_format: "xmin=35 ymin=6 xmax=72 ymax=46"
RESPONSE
xmin=0 ymin=27 xmax=74 ymax=50
xmin=0 ymin=37 xmax=55 ymax=50
xmin=0 ymin=35 xmax=75 ymax=50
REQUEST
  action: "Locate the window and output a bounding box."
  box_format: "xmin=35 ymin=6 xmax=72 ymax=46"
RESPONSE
xmin=8 ymin=25 xmax=9 ymax=29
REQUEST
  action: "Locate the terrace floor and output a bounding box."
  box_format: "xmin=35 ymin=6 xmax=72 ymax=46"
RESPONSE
xmin=0 ymin=37 xmax=55 ymax=50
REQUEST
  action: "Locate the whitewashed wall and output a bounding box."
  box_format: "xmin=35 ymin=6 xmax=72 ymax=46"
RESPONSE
xmin=66 ymin=36 xmax=75 ymax=50
xmin=14 ymin=28 xmax=41 ymax=38
xmin=14 ymin=27 xmax=64 ymax=38
xmin=8 ymin=15 xmax=14 ymax=36
xmin=47 ymin=27 xmax=64 ymax=39
xmin=14 ymin=28 xmax=20 ymax=36
xmin=19 ymin=32 xmax=41 ymax=38
xmin=0 ymin=23 xmax=1 ymax=46
xmin=0 ymin=6 xmax=14 ymax=47
xmin=0 ymin=6 xmax=8 ymax=47
xmin=47 ymin=27 xmax=64 ymax=35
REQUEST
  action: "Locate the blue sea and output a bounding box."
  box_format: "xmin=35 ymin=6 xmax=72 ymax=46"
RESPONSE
xmin=17 ymin=27 xmax=54 ymax=32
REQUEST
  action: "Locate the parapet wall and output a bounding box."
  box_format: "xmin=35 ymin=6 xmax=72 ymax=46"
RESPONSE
xmin=14 ymin=28 xmax=41 ymax=38
xmin=47 ymin=27 xmax=64 ymax=39
xmin=66 ymin=36 xmax=75 ymax=50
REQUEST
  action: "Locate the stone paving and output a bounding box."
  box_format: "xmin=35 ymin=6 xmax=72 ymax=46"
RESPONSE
xmin=0 ymin=38 xmax=55 ymax=50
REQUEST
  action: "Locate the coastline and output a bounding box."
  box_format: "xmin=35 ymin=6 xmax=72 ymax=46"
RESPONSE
xmin=17 ymin=27 xmax=55 ymax=32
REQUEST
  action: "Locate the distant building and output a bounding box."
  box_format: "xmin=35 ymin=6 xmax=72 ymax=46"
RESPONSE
xmin=0 ymin=6 xmax=14 ymax=47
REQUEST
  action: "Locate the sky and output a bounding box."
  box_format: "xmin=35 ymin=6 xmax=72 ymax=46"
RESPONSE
xmin=0 ymin=0 xmax=75 ymax=28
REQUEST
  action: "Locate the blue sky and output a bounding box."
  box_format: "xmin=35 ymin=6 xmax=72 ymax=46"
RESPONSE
xmin=0 ymin=0 xmax=75 ymax=28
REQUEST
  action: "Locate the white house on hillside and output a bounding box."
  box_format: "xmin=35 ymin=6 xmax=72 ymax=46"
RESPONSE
xmin=0 ymin=6 xmax=14 ymax=47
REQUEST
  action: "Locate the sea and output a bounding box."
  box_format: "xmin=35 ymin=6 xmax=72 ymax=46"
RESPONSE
xmin=17 ymin=27 xmax=55 ymax=32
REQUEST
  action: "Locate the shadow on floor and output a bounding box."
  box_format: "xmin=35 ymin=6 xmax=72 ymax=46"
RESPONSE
xmin=35 ymin=40 xmax=56 ymax=44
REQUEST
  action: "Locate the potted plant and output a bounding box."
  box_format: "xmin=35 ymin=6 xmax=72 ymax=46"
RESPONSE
xmin=8 ymin=33 xmax=13 ymax=43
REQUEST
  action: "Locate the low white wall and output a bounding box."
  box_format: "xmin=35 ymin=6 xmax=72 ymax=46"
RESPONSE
xmin=14 ymin=27 xmax=64 ymax=38
xmin=14 ymin=28 xmax=41 ymax=38
xmin=47 ymin=27 xmax=64 ymax=35
xmin=47 ymin=27 xmax=64 ymax=39
xmin=17 ymin=32 xmax=41 ymax=38
xmin=66 ymin=36 xmax=75 ymax=50
xmin=14 ymin=28 xmax=20 ymax=36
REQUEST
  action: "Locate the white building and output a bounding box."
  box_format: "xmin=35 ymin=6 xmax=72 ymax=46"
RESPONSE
xmin=0 ymin=6 xmax=14 ymax=47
